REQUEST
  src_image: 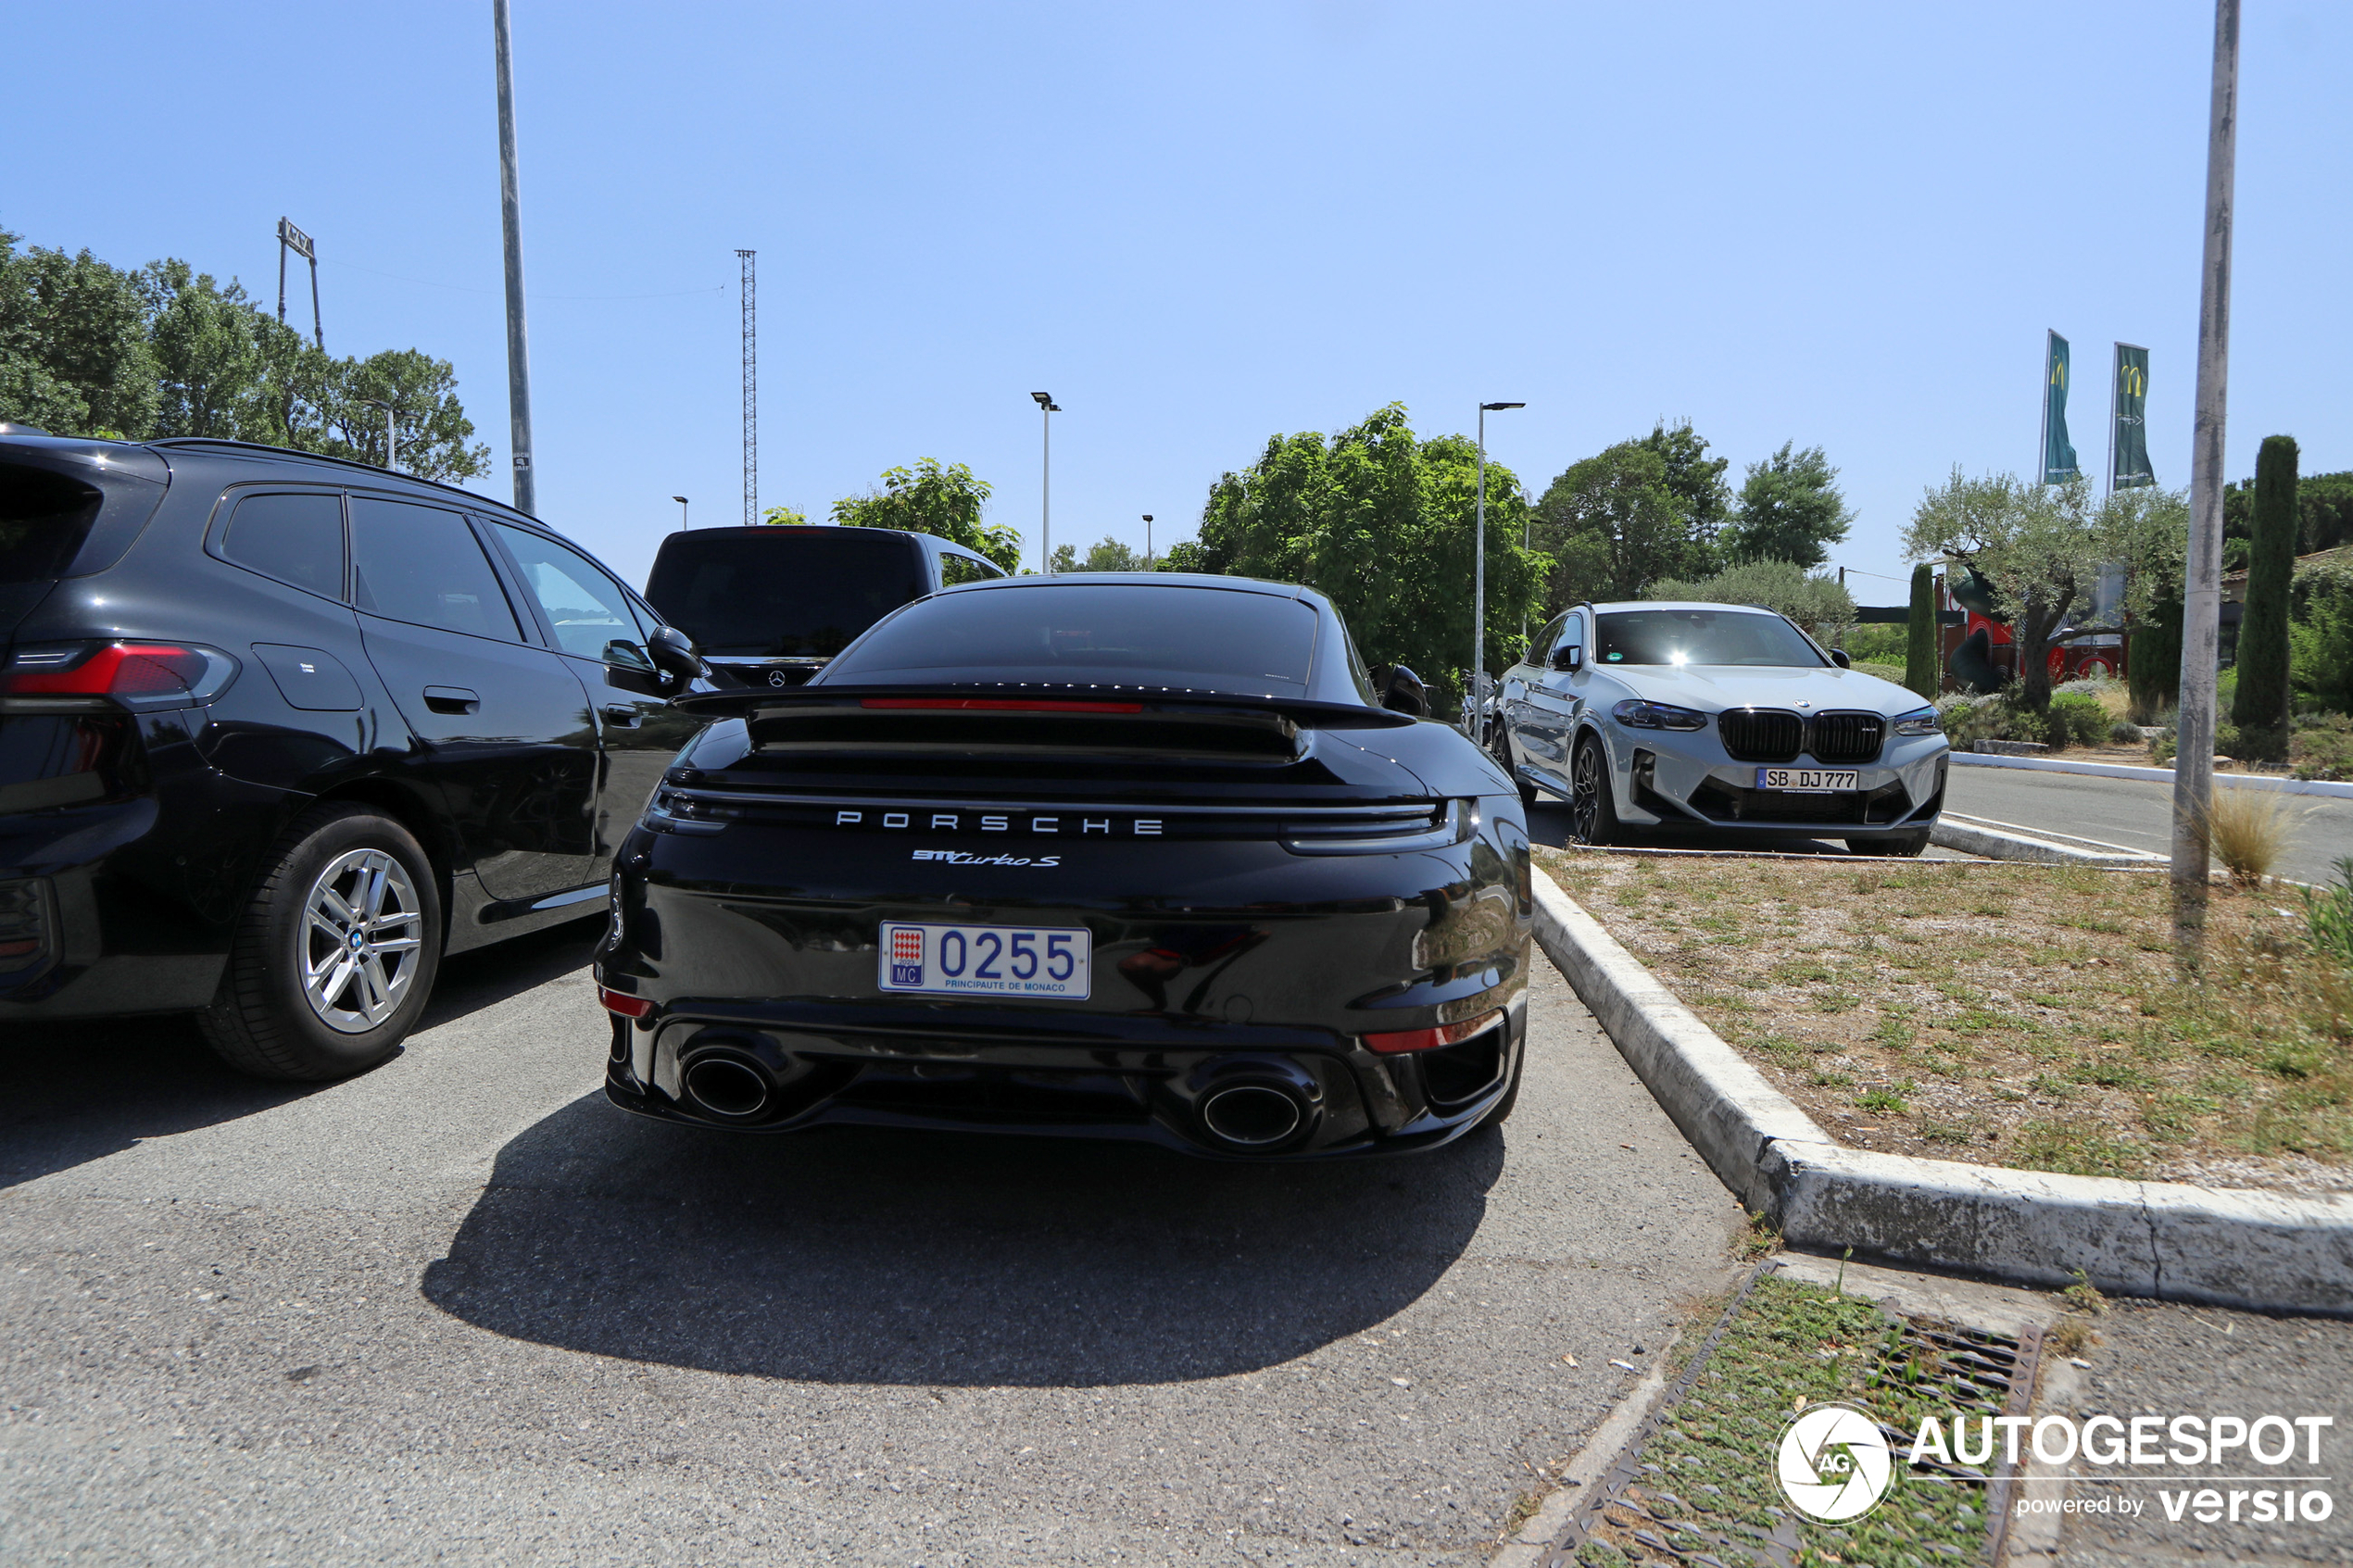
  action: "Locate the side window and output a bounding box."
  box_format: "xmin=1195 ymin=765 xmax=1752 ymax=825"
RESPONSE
xmin=350 ymin=497 xmax=520 ymax=641
xmin=221 ymin=492 xmax=345 ymax=598
xmin=1529 ymin=614 xmax=1567 ymax=663
xmin=938 ymin=552 xmax=996 ymax=587
xmin=492 ymin=522 xmax=653 ymax=671
xmin=1555 ymin=612 xmax=1587 ymax=659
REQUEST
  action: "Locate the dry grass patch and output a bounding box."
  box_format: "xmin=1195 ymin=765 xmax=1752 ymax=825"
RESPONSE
xmin=1537 ymin=850 xmax=2353 ymax=1196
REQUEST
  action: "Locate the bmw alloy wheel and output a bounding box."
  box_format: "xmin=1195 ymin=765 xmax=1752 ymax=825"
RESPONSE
xmin=299 ymin=847 xmax=424 ymax=1033
xmin=1569 ymin=739 xmax=1605 ymax=844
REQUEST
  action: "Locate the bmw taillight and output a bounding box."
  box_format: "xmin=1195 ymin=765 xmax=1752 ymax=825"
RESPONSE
xmin=0 ymin=642 xmax=238 ymax=710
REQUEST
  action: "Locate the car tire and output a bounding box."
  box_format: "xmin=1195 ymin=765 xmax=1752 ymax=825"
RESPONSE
xmin=1567 ymin=734 xmax=1618 ymax=847
xmin=1491 ymin=722 xmax=1538 ymax=810
xmin=1846 ymin=832 xmax=1931 ymax=858
xmin=198 ymin=804 xmax=443 ymax=1082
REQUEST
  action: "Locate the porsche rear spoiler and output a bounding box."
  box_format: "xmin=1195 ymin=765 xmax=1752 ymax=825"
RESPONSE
xmin=668 ymin=684 xmax=1417 ymax=731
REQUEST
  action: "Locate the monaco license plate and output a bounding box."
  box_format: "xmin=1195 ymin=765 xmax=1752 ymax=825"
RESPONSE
xmin=878 ymin=921 xmax=1091 ymax=999
xmin=1756 ymin=767 xmax=1858 ymax=793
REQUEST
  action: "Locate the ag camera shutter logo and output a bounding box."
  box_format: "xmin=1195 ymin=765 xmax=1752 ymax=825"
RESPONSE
xmin=1777 ymin=1402 xmax=1894 ymax=1522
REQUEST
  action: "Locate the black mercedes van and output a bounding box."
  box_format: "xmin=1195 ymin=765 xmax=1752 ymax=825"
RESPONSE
xmin=643 ymin=525 xmax=1005 ymax=689
xmin=0 ymin=428 xmax=707 ymax=1079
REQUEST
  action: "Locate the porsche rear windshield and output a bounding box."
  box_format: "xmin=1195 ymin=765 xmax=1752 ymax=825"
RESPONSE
xmin=1593 ymin=608 xmax=1828 ymax=668
xmin=829 ymin=583 xmax=1317 ymax=694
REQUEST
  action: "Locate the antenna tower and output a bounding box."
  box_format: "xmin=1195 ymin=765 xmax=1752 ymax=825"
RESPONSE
xmin=737 ymin=249 xmax=757 ymax=526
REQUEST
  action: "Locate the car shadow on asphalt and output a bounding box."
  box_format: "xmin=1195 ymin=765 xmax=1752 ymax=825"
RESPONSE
xmin=422 ymin=1093 xmax=1504 ymax=1386
xmin=1523 ymin=799 xmax=1852 ymax=854
xmin=0 ymin=915 xmax=603 ymax=1192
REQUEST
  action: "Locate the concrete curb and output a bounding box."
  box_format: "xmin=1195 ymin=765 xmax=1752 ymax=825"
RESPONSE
xmin=1950 ymin=749 xmax=2353 ymax=799
xmin=1930 ymin=813 xmax=2165 ymax=867
xmin=1531 ymin=867 xmax=2353 ymax=1315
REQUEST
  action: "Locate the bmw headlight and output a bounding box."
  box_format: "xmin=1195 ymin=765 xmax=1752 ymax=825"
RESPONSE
xmin=1892 ymin=707 xmax=1943 ymax=737
xmin=1611 ymin=699 xmax=1707 ymax=731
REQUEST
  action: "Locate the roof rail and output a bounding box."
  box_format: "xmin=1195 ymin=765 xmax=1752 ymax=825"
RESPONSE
xmin=142 ymin=437 xmax=530 ymax=521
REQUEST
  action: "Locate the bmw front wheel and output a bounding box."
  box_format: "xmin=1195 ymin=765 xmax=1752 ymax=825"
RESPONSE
xmin=1567 ymin=734 xmax=1619 ymax=847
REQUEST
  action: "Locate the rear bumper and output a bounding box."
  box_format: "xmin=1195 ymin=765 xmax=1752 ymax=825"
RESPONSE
xmin=601 ymin=999 xmax=1523 ymax=1159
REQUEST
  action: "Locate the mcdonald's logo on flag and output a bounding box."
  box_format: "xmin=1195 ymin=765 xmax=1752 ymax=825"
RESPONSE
xmin=2042 ymin=331 xmax=2080 ymax=484
xmin=2111 ymin=343 xmax=2153 ymax=488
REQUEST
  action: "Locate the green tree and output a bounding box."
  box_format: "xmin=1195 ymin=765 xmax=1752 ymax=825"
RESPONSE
xmin=1905 ymin=471 xmax=2183 ymax=712
xmin=1053 ymin=535 xmax=1141 ymax=572
xmin=2290 ymin=556 xmax=2353 ymax=714
xmin=140 ymin=260 xmax=267 ymax=438
xmin=2233 ymin=435 xmax=2298 ymax=742
xmin=1904 ymin=562 xmax=1937 ymax=699
xmin=759 ymin=504 xmax=811 ymax=526
xmin=327 ymin=349 xmax=490 ymax=482
xmin=1723 ymin=443 xmax=1852 ymax=568
xmin=1191 ymin=403 xmax=1544 ymax=696
xmin=1529 ymin=441 xmax=1702 ymax=608
xmin=1647 ymin=558 xmax=1855 ymax=637
xmin=831 ymin=457 xmax=1021 ymax=572
xmin=1636 ymin=419 xmax=1731 ymax=558
xmin=0 ymin=230 xmax=157 ymax=436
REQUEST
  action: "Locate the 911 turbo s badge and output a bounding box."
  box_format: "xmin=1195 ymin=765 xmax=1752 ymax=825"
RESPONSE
xmin=911 ymin=850 xmax=1063 ymax=867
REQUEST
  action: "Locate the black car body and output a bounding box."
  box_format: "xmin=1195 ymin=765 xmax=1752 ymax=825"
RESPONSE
xmin=0 ymin=430 xmax=703 ymax=1075
xmin=597 ymin=574 xmax=1533 ymax=1159
xmin=643 ymin=524 xmax=1006 ymax=690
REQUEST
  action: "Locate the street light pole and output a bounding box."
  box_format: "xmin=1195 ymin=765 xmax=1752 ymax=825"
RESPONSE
xmin=367 ymin=400 xmax=397 ymax=471
xmin=673 ymin=495 xmax=689 ymax=533
xmin=1143 ymin=514 xmax=1152 ymax=571
xmin=1031 ymin=393 xmax=1060 ymax=572
xmin=2173 ymin=0 xmax=2240 ymax=936
xmin=492 ymin=0 xmax=537 ymax=516
xmin=1473 ymin=402 xmax=1525 ymax=739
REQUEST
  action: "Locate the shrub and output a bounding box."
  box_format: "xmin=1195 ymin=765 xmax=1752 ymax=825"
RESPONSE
xmin=1853 ymin=659 xmax=1906 ymax=684
xmin=2292 ymin=712 xmax=2353 ymax=782
xmin=2196 ymin=787 xmax=2292 ymax=885
xmin=2304 ymin=856 xmax=2353 ymax=969
xmin=2047 ymin=691 xmax=2108 ymax=748
xmin=1946 ymin=694 xmax=2016 ymax=747
xmin=1905 ymin=562 xmax=1938 ymax=698
xmin=2151 ymin=729 xmax=2177 ymax=765
xmin=2109 ymin=719 xmax=2145 ymax=745
xmin=2233 ymin=435 xmax=2297 ymax=733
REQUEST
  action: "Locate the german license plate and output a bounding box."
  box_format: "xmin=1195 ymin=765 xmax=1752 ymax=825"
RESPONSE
xmin=1755 ymin=767 xmax=1857 ymax=793
xmin=878 ymin=922 xmax=1091 ymax=999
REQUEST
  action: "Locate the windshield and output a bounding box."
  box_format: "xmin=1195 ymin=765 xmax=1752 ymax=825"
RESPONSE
xmin=1593 ymin=608 xmax=1828 ymax=668
xmin=644 ymin=529 xmax=926 ymax=657
xmin=828 ymin=583 xmax=1318 ymax=695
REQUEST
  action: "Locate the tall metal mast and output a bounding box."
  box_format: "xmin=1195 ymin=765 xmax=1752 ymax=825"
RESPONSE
xmin=738 ymin=249 xmax=757 ymax=526
xmin=493 ymin=0 xmax=536 ymax=515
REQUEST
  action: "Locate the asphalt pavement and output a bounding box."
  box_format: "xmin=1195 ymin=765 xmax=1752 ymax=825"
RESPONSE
xmin=0 ymin=920 xmax=1746 ymax=1565
xmin=1946 ymin=764 xmax=2353 ymax=885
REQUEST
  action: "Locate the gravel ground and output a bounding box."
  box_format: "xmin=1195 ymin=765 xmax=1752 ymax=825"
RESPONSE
xmin=0 ymin=921 xmax=1743 ymax=1566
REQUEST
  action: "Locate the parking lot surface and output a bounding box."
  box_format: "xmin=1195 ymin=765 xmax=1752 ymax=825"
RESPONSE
xmin=0 ymin=921 xmax=1743 ymax=1565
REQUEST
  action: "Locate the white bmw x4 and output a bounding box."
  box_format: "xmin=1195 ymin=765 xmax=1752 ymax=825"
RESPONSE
xmin=1492 ymin=601 xmax=1949 ymax=855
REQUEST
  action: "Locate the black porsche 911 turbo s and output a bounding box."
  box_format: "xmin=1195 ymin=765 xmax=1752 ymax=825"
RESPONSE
xmin=594 ymin=573 xmax=1534 ymax=1160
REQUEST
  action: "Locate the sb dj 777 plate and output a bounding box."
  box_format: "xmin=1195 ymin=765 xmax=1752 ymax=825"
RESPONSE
xmin=878 ymin=921 xmax=1092 ymax=999
xmin=1755 ymin=767 xmax=1858 ymax=793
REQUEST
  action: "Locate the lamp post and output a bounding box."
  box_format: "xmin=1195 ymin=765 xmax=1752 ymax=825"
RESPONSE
xmin=1472 ymin=402 xmax=1525 ymax=740
xmin=366 ymin=400 xmax=397 ymax=471
xmin=1142 ymin=514 xmax=1153 ymax=571
xmin=672 ymin=495 xmax=689 ymax=533
xmin=1031 ymin=393 xmax=1060 ymax=572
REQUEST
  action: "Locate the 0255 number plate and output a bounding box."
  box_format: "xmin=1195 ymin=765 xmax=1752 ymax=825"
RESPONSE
xmin=878 ymin=922 xmax=1091 ymax=999
xmin=1755 ymin=767 xmax=1858 ymax=793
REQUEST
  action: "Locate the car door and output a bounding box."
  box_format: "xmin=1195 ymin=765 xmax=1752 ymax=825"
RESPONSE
xmin=1522 ymin=608 xmax=1590 ymax=789
xmin=347 ymin=494 xmax=600 ymax=901
xmin=486 ymin=521 xmax=700 ymax=875
xmin=1503 ymin=614 xmax=1565 ymax=773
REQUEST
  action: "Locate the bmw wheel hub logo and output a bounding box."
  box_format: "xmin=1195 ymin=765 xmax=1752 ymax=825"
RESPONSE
xmin=1776 ymin=1402 xmax=1894 ymax=1522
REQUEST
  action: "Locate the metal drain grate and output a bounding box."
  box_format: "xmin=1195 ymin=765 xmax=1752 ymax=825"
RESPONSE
xmin=1541 ymin=1279 xmax=2044 ymax=1568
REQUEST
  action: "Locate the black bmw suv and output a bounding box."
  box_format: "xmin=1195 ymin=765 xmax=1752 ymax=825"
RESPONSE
xmin=0 ymin=428 xmax=704 ymax=1079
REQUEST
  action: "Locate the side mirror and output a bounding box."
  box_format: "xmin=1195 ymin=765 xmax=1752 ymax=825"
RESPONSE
xmin=1830 ymin=648 xmax=1852 ymax=669
xmin=646 ymin=625 xmax=705 ymax=684
xmin=1366 ymin=662 xmax=1430 ymax=718
xmin=1551 ymin=644 xmax=1583 ymax=672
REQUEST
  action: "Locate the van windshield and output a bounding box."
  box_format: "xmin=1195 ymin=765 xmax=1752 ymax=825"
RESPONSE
xmin=644 ymin=529 xmax=926 ymax=658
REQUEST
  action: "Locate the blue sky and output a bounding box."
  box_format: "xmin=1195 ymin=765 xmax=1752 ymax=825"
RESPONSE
xmin=7 ymin=3 xmax=2348 ymax=606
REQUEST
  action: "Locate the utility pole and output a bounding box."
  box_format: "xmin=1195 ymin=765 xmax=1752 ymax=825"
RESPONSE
xmin=2173 ymin=0 xmax=2239 ymax=932
xmin=737 ymin=250 xmax=756 ymax=526
xmin=492 ymin=0 xmax=537 ymax=516
xmin=1143 ymin=514 xmax=1152 ymax=570
xmin=1031 ymin=393 xmax=1059 ymax=571
xmin=1472 ymin=402 xmax=1524 ymax=739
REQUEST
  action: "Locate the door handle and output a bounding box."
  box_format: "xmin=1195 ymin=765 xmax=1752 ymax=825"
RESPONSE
xmin=600 ymin=703 xmax=645 ymax=729
xmin=422 ymin=686 xmax=480 ymax=715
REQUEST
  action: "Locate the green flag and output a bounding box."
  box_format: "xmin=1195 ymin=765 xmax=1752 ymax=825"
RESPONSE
xmin=2111 ymin=343 xmax=2153 ymax=488
xmin=2042 ymin=331 xmax=2079 ymax=483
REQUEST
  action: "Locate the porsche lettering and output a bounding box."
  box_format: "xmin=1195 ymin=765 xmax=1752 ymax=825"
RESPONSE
xmin=833 ymin=809 xmax=1163 ymax=835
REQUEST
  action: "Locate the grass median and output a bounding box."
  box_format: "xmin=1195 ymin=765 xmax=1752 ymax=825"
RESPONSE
xmin=1536 ymin=850 xmax=2353 ymax=1196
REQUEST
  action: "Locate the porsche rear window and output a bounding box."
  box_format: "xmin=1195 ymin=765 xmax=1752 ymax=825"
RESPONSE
xmin=829 ymin=583 xmax=1316 ymax=694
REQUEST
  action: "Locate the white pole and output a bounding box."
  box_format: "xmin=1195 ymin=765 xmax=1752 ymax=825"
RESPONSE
xmin=1042 ymin=405 xmax=1052 ymax=573
xmin=1473 ymin=404 xmax=1487 ymax=736
xmin=2173 ymin=0 xmax=2239 ymax=916
xmin=493 ymin=0 xmax=536 ymax=515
